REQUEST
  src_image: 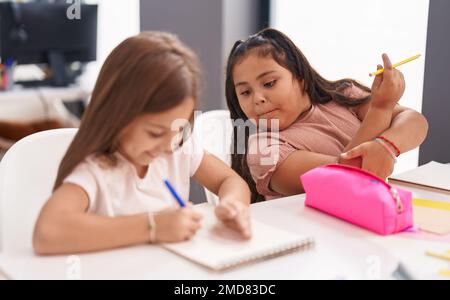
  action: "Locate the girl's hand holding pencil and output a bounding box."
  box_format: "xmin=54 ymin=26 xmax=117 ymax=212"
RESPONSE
xmin=370 ymin=53 xmax=406 ymax=111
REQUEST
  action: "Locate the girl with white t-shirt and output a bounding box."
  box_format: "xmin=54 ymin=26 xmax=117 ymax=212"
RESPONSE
xmin=33 ymin=32 xmax=251 ymax=255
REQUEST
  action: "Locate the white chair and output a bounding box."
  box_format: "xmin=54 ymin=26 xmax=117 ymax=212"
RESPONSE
xmin=0 ymin=128 xmax=77 ymax=253
xmin=193 ymin=110 xmax=233 ymax=205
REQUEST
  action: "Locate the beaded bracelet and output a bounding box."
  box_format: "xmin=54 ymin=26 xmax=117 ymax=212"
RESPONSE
xmin=148 ymin=212 xmax=157 ymax=243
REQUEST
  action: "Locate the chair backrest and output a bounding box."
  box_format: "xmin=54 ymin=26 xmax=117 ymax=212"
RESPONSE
xmin=193 ymin=110 xmax=233 ymax=205
xmin=0 ymin=128 xmax=77 ymax=253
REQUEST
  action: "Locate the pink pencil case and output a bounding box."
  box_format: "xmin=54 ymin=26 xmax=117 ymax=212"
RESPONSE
xmin=301 ymin=164 xmax=413 ymax=235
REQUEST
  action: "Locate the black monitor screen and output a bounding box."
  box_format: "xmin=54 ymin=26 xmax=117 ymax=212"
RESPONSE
xmin=0 ymin=2 xmax=97 ymax=65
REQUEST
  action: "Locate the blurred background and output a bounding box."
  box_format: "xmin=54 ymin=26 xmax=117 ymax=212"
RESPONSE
xmin=0 ymin=0 xmax=448 ymax=203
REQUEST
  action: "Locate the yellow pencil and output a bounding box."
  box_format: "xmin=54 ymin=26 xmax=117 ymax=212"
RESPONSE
xmin=426 ymin=251 xmax=450 ymax=262
xmin=439 ymin=269 xmax=450 ymax=278
xmin=369 ymin=54 xmax=421 ymax=77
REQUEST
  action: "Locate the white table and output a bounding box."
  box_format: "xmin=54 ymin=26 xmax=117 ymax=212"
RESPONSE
xmin=0 ymin=85 xmax=91 ymax=123
xmin=0 ymin=86 xmax=91 ymax=103
xmin=0 ymin=187 xmax=448 ymax=280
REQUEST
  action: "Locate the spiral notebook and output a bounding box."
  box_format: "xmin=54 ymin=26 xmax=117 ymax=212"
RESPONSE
xmin=162 ymin=205 xmax=314 ymax=271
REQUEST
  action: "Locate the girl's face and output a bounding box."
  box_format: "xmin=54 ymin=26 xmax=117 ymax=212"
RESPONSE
xmin=117 ymin=97 xmax=195 ymax=171
xmin=232 ymin=53 xmax=311 ymax=130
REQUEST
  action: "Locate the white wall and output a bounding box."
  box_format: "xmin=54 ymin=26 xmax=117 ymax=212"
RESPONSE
xmin=80 ymin=0 xmax=140 ymax=89
xmin=271 ymin=0 xmax=430 ymax=174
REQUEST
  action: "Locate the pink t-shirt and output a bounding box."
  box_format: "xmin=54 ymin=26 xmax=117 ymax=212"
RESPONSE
xmin=247 ymin=85 xmax=368 ymax=199
xmin=63 ymin=135 xmax=204 ymax=217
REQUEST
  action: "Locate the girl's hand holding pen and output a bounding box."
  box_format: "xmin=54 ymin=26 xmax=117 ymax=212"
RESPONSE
xmin=153 ymin=203 xmax=203 ymax=243
xmin=160 ymin=180 xmax=203 ymax=242
xmin=370 ymin=53 xmax=406 ymax=111
xmin=215 ymin=198 xmax=252 ymax=240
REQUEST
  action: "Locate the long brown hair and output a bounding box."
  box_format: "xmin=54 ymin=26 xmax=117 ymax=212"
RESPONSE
xmin=54 ymin=31 xmax=201 ymax=190
xmin=225 ymin=28 xmax=371 ymax=203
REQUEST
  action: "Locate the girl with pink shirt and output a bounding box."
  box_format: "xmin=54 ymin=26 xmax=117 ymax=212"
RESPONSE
xmin=225 ymin=28 xmax=428 ymax=202
xmin=33 ymin=32 xmax=251 ymax=255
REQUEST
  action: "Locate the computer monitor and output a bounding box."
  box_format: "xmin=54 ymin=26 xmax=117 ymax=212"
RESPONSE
xmin=0 ymin=2 xmax=97 ymax=87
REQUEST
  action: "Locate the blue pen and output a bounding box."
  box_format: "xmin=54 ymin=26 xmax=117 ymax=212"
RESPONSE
xmin=164 ymin=179 xmax=186 ymax=207
xmin=5 ymin=58 xmax=14 ymax=68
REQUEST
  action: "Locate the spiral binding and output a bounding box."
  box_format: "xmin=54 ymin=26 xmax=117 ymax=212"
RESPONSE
xmin=214 ymin=237 xmax=315 ymax=271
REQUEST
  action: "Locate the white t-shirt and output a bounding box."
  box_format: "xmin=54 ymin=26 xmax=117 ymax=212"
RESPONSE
xmin=64 ymin=135 xmax=204 ymax=217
